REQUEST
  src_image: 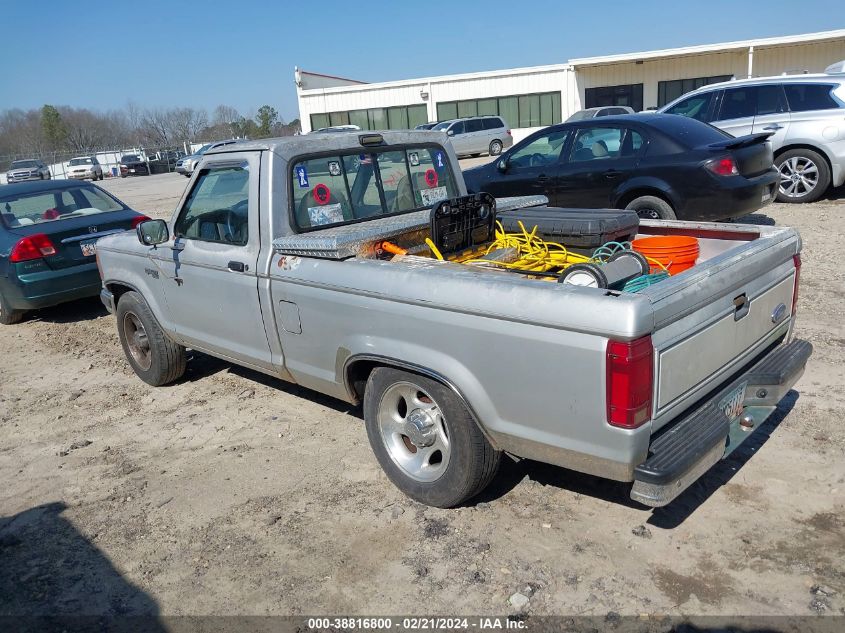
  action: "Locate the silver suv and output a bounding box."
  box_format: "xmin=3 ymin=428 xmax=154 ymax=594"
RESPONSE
xmin=659 ymin=70 xmax=845 ymax=203
xmin=6 ymin=159 xmax=51 ymax=183
xmin=432 ymin=116 xmax=513 ymax=157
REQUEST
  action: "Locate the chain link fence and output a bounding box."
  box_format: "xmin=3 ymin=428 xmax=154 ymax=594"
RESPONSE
xmin=0 ymin=142 xmax=203 ymax=184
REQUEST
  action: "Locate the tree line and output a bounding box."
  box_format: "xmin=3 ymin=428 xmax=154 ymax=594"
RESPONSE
xmin=0 ymin=103 xmax=301 ymax=158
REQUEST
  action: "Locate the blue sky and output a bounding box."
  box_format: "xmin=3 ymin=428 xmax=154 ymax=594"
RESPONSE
xmin=2 ymin=0 xmax=843 ymax=122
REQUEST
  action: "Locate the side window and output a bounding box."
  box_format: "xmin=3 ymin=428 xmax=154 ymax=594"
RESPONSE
xmin=465 ymin=118 xmax=484 ymax=133
xmin=508 ymin=130 xmax=569 ymax=170
xmin=717 ymin=87 xmax=757 ymax=121
xmin=174 ymin=163 xmax=250 ymax=246
xmin=482 ymin=117 xmax=501 ymax=130
xmin=664 ymin=93 xmax=714 ymax=122
xmin=568 ymin=127 xmax=624 ymax=161
xmin=449 ymin=121 xmax=465 ymax=136
xmin=783 ymin=84 xmax=841 ymax=112
xmin=756 ymin=85 xmax=787 ymax=115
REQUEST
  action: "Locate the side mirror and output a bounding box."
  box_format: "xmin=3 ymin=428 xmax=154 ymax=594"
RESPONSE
xmin=447 ymin=129 xmax=455 ymax=136
xmin=496 ymin=158 xmax=508 ymax=173
xmin=136 ymin=219 xmax=169 ymax=246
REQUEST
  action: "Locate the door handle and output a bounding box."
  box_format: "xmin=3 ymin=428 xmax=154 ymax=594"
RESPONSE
xmin=734 ymin=293 xmax=750 ymax=321
xmin=604 ymin=169 xmax=621 ymax=179
xmin=762 ymin=124 xmax=783 ymax=131
xmin=537 ymin=174 xmax=549 ymax=183
xmin=228 ymin=261 xmax=247 ymax=272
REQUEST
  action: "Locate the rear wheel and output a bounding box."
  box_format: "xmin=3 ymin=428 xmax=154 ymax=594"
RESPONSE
xmin=489 ymin=140 xmax=503 ymax=156
xmin=364 ymin=367 xmax=501 ymax=508
xmin=116 ymin=291 xmax=186 ymax=386
xmin=625 ymin=195 xmax=677 ymax=220
xmin=0 ymin=291 xmax=24 ymax=325
xmin=775 ymin=149 xmax=830 ymax=203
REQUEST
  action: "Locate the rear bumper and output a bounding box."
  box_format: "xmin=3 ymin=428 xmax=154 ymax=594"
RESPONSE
xmin=682 ymin=169 xmax=778 ymax=221
xmin=2 ymin=263 xmax=102 ymax=310
xmin=630 ymin=338 xmax=812 ymax=507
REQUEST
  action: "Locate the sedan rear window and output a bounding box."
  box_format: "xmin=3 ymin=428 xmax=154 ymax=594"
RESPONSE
xmin=0 ymin=185 xmax=127 ymax=228
xmin=783 ymin=84 xmax=842 ymax=112
xmin=291 ymin=145 xmax=458 ymax=231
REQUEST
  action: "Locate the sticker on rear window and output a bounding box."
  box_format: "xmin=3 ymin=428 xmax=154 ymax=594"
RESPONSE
xmin=295 ymin=166 xmax=309 ymax=188
xmin=308 ymin=203 xmax=343 ymax=226
xmin=434 ymin=151 xmax=445 ymax=169
xmin=408 ymin=152 xmax=420 ymax=166
xmin=420 ymin=186 xmax=447 ymax=206
xmin=328 ymin=161 xmax=341 ymax=176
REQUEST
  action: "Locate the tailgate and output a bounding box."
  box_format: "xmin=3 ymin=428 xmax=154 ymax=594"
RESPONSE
xmin=642 ymin=222 xmax=800 ymax=431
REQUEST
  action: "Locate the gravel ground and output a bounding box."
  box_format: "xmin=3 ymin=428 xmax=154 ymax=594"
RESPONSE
xmin=0 ymin=170 xmax=843 ymax=619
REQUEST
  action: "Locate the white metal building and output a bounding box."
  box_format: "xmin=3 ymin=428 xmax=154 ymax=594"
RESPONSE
xmin=296 ymin=29 xmax=845 ymax=142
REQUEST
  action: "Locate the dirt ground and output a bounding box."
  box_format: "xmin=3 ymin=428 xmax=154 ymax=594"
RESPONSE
xmin=1 ymin=170 xmax=843 ymax=619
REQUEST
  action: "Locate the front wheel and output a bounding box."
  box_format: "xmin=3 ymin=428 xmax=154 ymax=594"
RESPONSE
xmin=489 ymin=140 xmax=503 ymax=156
xmin=116 ymin=291 xmax=186 ymax=386
xmin=363 ymin=367 xmax=501 ymax=508
xmin=625 ymin=195 xmax=677 ymax=220
xmin=775 ymin=149 xmax=830 ymax=203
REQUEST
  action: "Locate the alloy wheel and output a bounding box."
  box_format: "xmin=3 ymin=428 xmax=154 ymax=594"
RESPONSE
xmin=779 ymin=156 xmax=819 ymax=199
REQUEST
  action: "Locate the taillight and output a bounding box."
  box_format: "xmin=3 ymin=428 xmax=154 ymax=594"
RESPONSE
xmin=791 ymin=253 xmax=801 ymax=318
xmin=606 ymin=335 xmax=653 ymax=429
xmin=10 ymin=234 xmax=58 ymax=263
xmin=131 ymin=215 xmax=151 ymax=229
xmin=705 ymin=156 xmax=739 ymax=176
xmin=506 ymin=129 xmax=511 ymax=136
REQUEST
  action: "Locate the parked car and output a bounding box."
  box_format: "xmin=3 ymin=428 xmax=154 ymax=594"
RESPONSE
xmin=96 ymin=131 xmax=809 ymax=509
xmin=414 ymin=122 xmax=439 ymax=130
xmin=432 ymin=116 xmax=513 ymax=157
xmin=149 ymin=150 xmax=187 ymax=174
xmin=67 ymin=156 xmax=104 ymax=181
xmin=566 ymin=106 xmax=636 ymax=122
xmin=175 ymin=140 xmax=239 ymax=177
xmin=119 ymin=155 xmax=149 ymax=177
xmin=658 ymin=70 xmax=845 ymax=202
xmin=463 ymin=113 xmax=778 ymax=221
xmin=0 ymin=180 xmax=149 ymax=324
xmin=6 ymin=159 xmax=51 ymax=183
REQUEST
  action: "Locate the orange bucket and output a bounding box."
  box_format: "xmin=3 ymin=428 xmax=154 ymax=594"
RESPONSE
xmin=632 ymin=235 xmax=700 ymax=275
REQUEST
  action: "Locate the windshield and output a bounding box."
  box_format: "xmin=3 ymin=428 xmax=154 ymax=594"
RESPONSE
xmin=120 ymin=155 xmax=140 ymax=163
xmin=69 ymin=158 xmax=94 ymax=166
xmin=432 ymin=122 xmax=453 ymax=131
xmin=0 ymin=184 xmax=127 ymax=228
xmin=10 ymin=160 xmax=38 ymax=169
xmin=565 ymin=110 xmax=594 ymax=122
xmin=291 ymin=145 xmax=458 ymax=231
xmin=195 ymin=144 xmax=214 ymax=155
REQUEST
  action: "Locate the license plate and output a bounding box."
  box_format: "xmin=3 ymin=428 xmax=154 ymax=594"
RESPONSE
xmin=762 ymin=191 xmax=771 ymax=203
xmin=130 ymin=169 xmax=136 ymax=173
xmin=720 ymin=382 xmax=747 ymax=422
xmin=80 ymin=241 xmax=97 ymax=256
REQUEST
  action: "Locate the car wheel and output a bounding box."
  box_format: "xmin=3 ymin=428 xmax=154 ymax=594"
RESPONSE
xmin=39 ymin=173 xmax=45 ymax=180
xmin=625 ymin=195 xmax=677 ymax=221
xmin=0 ymin=291 xmax=24 ymax=325
xmin=363 ymin=367 xmax=501 ymax=508
xmin=116 ymin=291 xmax=186 ymax=386
xmin=489 ymin=140 xmax=503 ymax=156
xmin=775 ymin=149 xmax=830 ymax=203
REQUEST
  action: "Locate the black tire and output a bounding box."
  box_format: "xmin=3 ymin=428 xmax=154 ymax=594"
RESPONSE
xmin=559 ymin=262 xmax=609 ymax=288
xmin=116 ymin=291 xmax=186 ymax=386
xmin=470 ymin=153 xmax=481 ymax=158
xmin=625 ymin=195 xmax=677 ymax=220
xmin=489 ymin=140 xmax=503 ymax=156
xmin=775 ymin=148 xmax=830 ymax=204
xmin=0 ymin=291 xmax=24 ymax=325
xmin=363 ymin=367 xmax=501 ymax=508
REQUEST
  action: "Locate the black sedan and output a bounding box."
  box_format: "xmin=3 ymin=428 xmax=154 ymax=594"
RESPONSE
xmin=119 ymin=154 xmax=150 ymax=177
xmin=463 ymin=114 xmax=778 ymax=221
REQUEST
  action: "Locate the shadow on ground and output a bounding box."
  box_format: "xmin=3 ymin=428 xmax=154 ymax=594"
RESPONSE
xmin=0 ymin=502 xmax=165 ymax=630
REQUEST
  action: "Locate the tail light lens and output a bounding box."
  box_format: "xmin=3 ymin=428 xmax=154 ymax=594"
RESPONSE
xmin=791 ymin=253 xmax=801 ymax=318
xmin=131 ymin=215 xmax=151 ymax=229
xmin=506 ymin=129 xmax=512 ymax=136
xmin=606 ymin=335 xmax=653 ymax=429
xmin=10 ymin=233 xmax=58 ymax=262
xmin=706 ymin=156 xmax=739 ymax=176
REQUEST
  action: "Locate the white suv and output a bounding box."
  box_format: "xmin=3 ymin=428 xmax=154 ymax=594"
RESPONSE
xmin=659 ymin=68 xmax=845 ymax=203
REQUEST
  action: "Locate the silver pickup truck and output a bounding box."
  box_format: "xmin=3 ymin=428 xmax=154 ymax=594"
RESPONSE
xmin=96 ymin=131 xmax=811 ymax=509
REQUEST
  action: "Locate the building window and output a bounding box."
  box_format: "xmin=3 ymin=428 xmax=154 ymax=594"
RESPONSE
xmin=435 ymin=92 xmax=561 ymax=129
xmin=310 ymin=104 xmax=429 ymax=131
xmin=657 ymin=75 xmax=732 ymax=107
xmin=585 ymin=83 xmax=643 ymax=112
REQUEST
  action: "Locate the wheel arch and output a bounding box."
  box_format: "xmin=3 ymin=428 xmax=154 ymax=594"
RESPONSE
xmin=343 ymin=354 xmax=500 ymax=449
xmin=773 ymin=143 xmax=834 ymax=173
xmin=614 ymin=183 xmax=677 ymax=210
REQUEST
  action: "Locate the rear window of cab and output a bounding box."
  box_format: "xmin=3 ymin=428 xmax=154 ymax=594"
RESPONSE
xmin=290 ymin=145 xmax=458 ymax=232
